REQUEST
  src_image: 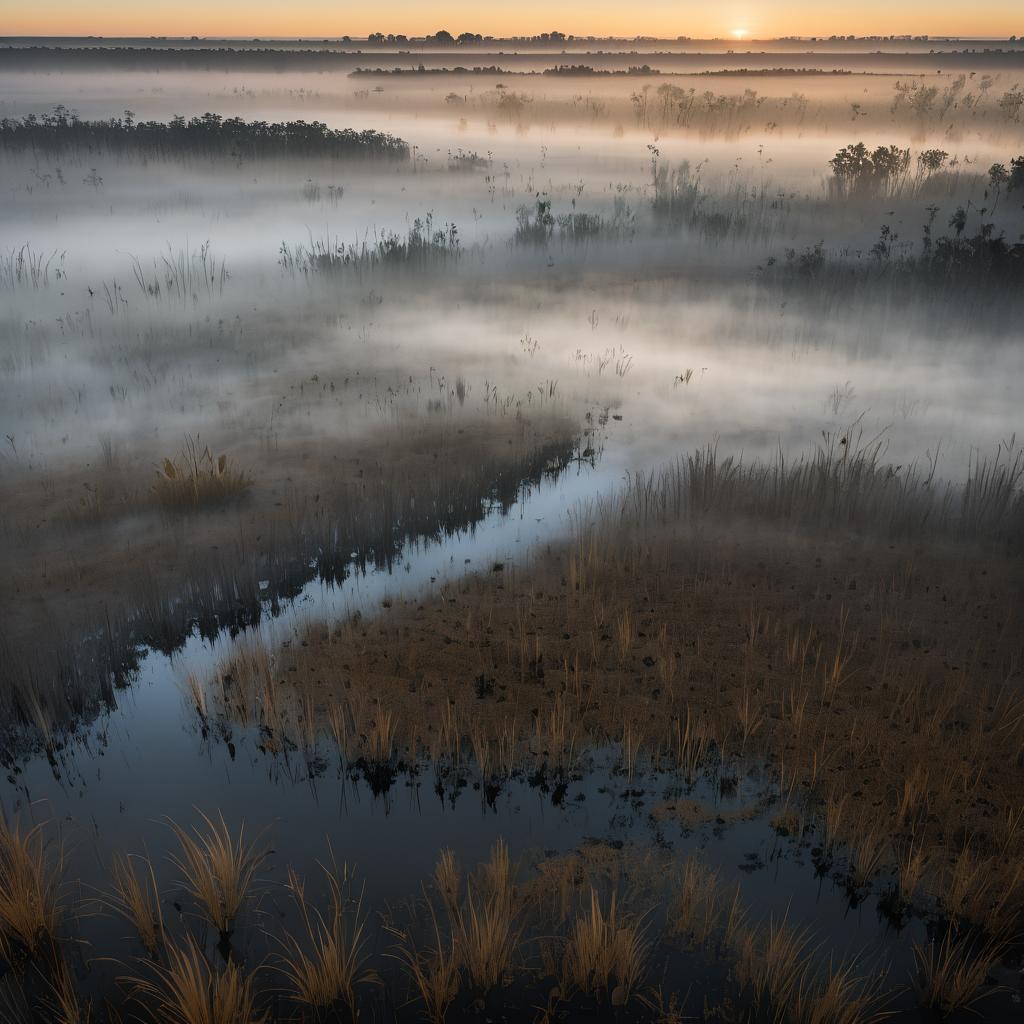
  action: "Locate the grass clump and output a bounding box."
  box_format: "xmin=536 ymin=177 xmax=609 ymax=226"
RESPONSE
xmin=153 ymin=436 xmax=251 ymax=511
xmin=793 ymin=956 xmax=892 ymax=1024
xmin=124 ymin=935 xmax=264 ymax=1024
xmin=108 ymin=853 xmax=163 ymax=957
xmin=449 ymin=842 xmax=520 ymax=995
xmin=279 ymin=216 xmax=461 ymax=275
xmin=390 ymin=911 xmax=460 ymax=1024
xmin=913 ymin=928 xmax=1005 ymax=1018
xmin=562 ymin=889 xmax=648 ymax=1006
xmin=278 ymin=861 xmax=378 ymax=1019
xmin=168 ymin=810 xmax=264 ymax=940
xmin=0 ymin=818 xmax=63 ymax=960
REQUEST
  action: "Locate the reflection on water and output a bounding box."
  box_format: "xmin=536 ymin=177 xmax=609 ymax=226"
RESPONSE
xmin=5 ymin=438 xmax=1007 ymax=1017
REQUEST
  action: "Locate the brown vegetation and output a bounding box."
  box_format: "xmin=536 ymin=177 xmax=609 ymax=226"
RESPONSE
xmin=0 ymin=410 xmax=576 ymax=749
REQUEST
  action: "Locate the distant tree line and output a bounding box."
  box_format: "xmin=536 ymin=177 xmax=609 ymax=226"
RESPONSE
xmin=542 ymin=64 xmax=659 ymax=76
xmin=0 ymin=108 xmax=409 ymax=161
xmin=350 ymin=65 xmax=506 ymax=76
xmin=3 ymin=46 xmax=1023 ymax=74
xmin=367 ymin=29 xmax=571 ymax=44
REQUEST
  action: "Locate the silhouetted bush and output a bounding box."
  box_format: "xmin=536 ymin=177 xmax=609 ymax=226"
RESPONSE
xmin=763 ymin=212 xmax=1024 ymax=292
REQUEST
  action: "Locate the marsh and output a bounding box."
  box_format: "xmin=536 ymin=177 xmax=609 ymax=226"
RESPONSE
xmin=0 ymin=33 xmax=1022 ymax=1024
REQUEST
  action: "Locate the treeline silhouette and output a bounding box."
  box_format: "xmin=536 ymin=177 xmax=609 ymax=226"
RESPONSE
xmin=0 ymin=109 xmax=410 ymax=160
xmin=542 ymin=64 xmax=659 ymax=76
xmin=351 ymin=65 xmax=506 ymax=75
xmin=4 ymin=45 xmax=1024 ymax=73
xmin=0 ymin=46 xmax=366 ymax=71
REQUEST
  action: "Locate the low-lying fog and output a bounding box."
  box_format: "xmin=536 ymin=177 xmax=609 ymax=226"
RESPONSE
xmin=2 ymin=64 xmax=1022 ymax=476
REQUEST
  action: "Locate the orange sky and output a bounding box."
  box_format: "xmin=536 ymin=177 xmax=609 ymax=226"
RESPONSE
xmin=2 ymin=1 xmax=1020 ymax=42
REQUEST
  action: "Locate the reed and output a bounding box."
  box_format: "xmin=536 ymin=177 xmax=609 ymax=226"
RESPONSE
xmin=450 ymin=883 xmax=520 ymax=994
xmin=669 ymin=859 xmax=723 ymax=947
xmin=738 ymin=919 xmax=815 ymax=1017
xmin=793 ymin=956 xmax=892 ymax=1024
xmin=124 ymin=935 xmax=264 ymax=1024
xmin=434 ymin=850 xmax=461 ymax=919
xmin=43 ymin=955 xmax=90 ymax=1024
xmin=620 ymin=433 xmax=1023 ymax=545
xmin=153 ymin=436 xmax=251 ymax=511
xmin=108 ymin=853 xmax=163 ymax=957
xmin=562 ymin=890 xmax=648 ymax=1005
xmin=389 ymin=910 xmax=460 ymax=1024
xmin=0 ymin=818 xmax=63 ymax=959
xmin=278 ymin=864 xmax=377 ymax=1019
xmin=913 ymin=928 xmax=1005 ymax=1017
xmin=168 ymin=811 xmax=265 ymax=939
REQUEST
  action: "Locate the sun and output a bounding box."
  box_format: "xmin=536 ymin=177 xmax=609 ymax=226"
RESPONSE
xmin=732 ymin=28 xmax=748 ymax=38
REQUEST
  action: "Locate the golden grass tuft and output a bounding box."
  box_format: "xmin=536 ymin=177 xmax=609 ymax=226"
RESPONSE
xmin=450 ymin=882 xmax=520 ymax=995
xmin=434 ymin=849 xmax=461 ymax=918
xmin=153 ymin=435 xmax=250 ymax=511
xmin=562 ymin=889 xmax=648 ymax=1005
xmin=124 ymin=934 xmax=264 ymax=1024
xmin=669 ymin=859 xmax=726 ymax=947
xmin=44 ymin=955 xmax=91 ymax=1024
xmin=793 ymin=956 xmax=892 ymax=1024
xmin=913 ymin=928 xmax=1005 ymax=1017
xmin=364 ymin=707 xmax=398 ymax=764
xmin=0 ymin=817 xmax=63 ymax=959
xmin=277 ymin=862 xmax=378 ymax=1016
xmin=390 ymin=910 xmax=460 ymax=1024
xmin=169 ymin=811 xmax=265 ymax=938
xmin=108 ymin=853 xmax=163 ymax=957
xmin=736 ymin=918 xmax=816 ymax=1017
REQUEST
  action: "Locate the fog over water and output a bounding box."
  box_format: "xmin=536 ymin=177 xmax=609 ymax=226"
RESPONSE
xmin=3 ymin=64 xmax=1022 ymax=469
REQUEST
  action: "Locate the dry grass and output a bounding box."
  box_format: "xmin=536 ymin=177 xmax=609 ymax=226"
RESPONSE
xmin=182 ymin=675 xmax=207 ymax=722
xmin=200 ymin=484 xmax=1024 ymax=944
xmin=124 ymin=934 xmax=264 ymax=1024
xmin=418 ymin=840 xmax=520 ymax=996
xmin=43 ymin=955 xmax=91 ymax=1024
xmin=913 ymin=928 xmax=1005 ymax=1017
xmin=389 ymin=909 xmax=460 ymax=1024
xmin=847 ymin=828 xmax=890 ymax=889
xmin=478 ymin=840 xmax=513 ymax=911
xmin=152 ymin=435 xmax=251 ymax=511
xmin=892 ymin=838 xmax=928 ymax=905
xmin=450 ymin=882 xmax=520 ymax=994
xmin=671 ymin=707 xmax=710 ymax=781
xmin=434 ymin=849 xmax=461 ymax=918
xmin=364 ymin=707 xmax=399 ymax=764
xmin=736 ymin=918 xmax=816 ymax=1017
xmin=278 ymin=862 xmax=378 ymax=1017
xmin=793 ymin=956 xmax=892 ymax=1024
xmin=562 ymin=889 xmax=648 ymax=1005
xmin=21 ymin=431 xmax=1019 ymax=1018
xmin=108 ymin=853 xmax=163 ymax=957
xmin=624 ymin=434 xmax=1023 ymax=543
xmin=669 ymin=859 xmax=717 ymax=947
xmin=0 ymin=818 xmax=63 ymax=959
xmin=168 ymin=811 xmax=265 ymax=938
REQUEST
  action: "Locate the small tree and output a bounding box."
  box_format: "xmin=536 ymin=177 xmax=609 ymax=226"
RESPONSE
xmin=917 ymin=149 xmax=948 ymax=174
